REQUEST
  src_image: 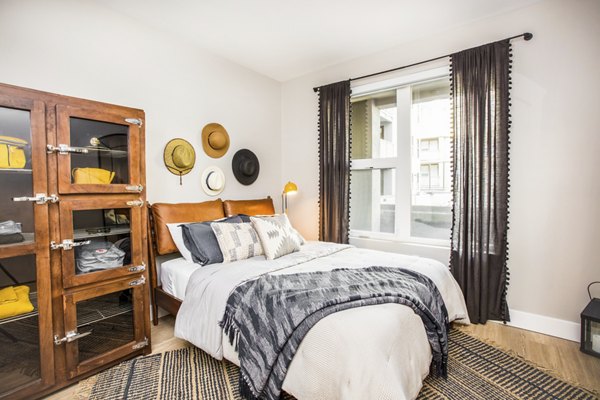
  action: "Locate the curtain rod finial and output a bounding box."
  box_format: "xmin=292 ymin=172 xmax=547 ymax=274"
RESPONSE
xmin=524 ymin=32 xmax=533 ymax=41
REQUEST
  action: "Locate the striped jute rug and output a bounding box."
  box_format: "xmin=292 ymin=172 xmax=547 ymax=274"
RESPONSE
xmin=75 ymin=329 xmax=597 ymax=399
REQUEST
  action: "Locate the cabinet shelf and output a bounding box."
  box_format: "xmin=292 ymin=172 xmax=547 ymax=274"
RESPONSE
xmin=0 ymin=168 xmax=32 ymax=173
xmin=0 ymin=291 xmax=133 ymax=330
xmin=72 ymin=146 xmax=128 ymax=159
xmin=76 ymin=298 xmax=133 ymax=328
xmin=0 ymin=233 xmax=35 ymax=258
xmin=73 ymin=226 xmax=130 ymax=240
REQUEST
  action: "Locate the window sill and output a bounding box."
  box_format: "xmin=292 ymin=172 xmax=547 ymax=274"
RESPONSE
xmin=349 ymin=231 xmax=450 ymax=249
xmin=349 ymin=236 xmax=451 ymax=264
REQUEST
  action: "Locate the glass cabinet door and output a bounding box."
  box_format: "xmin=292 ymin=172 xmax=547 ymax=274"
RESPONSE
xmin=54 ymin=104 xmax=143 ymax=194
xmin=62 ymin=276 xmax=147 ymax=379
xmin=0 ymin=95 xmax=54 ymax=396
xmin=57 ymin=199 xmax=145 ymax=288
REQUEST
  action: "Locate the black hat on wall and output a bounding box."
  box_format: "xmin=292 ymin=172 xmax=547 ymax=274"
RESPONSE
xmin=232 ymin=149 xmax=260 ymax=185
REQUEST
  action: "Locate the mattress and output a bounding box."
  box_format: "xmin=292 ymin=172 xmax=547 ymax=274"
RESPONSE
xmin=175 ymin=242 xmax=470 ymax=400
xmin=159 ymin=256 xmax=202 ymax=300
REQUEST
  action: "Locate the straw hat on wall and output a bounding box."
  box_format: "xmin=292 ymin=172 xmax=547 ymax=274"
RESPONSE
xmin=164 ymin=138 xmax=195 ymax=184
xmin=202 ymin=123 xmax=230 ymax=158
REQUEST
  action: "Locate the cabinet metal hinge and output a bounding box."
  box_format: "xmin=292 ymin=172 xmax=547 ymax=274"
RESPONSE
xmin=13 ymin=193 xmax=59 ymax=205
xmin=126 ymin=199 xmax=144 ymax=208
xmin=128 ymin=262 xmax=146 ymax=273
xmin=50 ymin=239 xmax=91 ymax=251
xmin=125 ymin=118 xmax=143 ymax=127
xmin=129 ymin=276 xmax=146 ymax=286
xmin=54 ymin=330 xmax=92 ymax=345
xmin=125 ymin=184 xmax=144 ymax=193
xmin=46 ymin=144 xmax=89 ymax=155
xmin=132 ymin=337 xmax=148 ymax=350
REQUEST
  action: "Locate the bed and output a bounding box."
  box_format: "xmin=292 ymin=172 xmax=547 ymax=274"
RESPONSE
xmin=147 ymin=198 xmax=469 ymax=400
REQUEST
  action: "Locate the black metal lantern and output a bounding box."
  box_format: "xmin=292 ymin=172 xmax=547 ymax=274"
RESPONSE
xmin=581 ymin=282 xmax=600 ymax=358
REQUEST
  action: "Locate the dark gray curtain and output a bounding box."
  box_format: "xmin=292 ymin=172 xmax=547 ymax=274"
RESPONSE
xmin=318 ymin=80 xmax=351 ymax=244
xmin=450 ymin=40 xmax=511 ymax=324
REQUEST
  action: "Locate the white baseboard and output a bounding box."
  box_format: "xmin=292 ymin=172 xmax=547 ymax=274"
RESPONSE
xmin=493 ymin=309 xmax=580 ymax=342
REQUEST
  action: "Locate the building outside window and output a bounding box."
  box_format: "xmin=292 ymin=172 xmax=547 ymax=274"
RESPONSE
xmin=349 ymin=67 xmax=452 ymax=244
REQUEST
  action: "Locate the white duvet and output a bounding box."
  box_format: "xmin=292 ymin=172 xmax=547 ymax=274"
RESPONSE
xmin=175 ymin=242 xmax=469 ymax=400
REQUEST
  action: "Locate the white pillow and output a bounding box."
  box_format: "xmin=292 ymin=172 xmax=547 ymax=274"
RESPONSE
xmin=252 ymin=214 xmax=305 ymax=246
xmin=211 ymin=222 xmax=263 ymax=263
xmin=166 ymin=222 xmax=193 ymax=262
xmin=250 ymin=214 xmax=301 ymax=260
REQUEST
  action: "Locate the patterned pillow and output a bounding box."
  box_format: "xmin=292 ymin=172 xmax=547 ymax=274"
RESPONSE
xmin=211 ymin=222 xmax=263 ymax=263
xmin=250 ymin=214 xmax=301 ymax=260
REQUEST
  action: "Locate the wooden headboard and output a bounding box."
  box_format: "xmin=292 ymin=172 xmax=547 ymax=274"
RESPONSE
xmin=223 ymin=198 xmax=276 ymax=217
xmin=146 ymin=196 xmax=274 ymax=323
xmin=150 ymin=199 xmax=225 ymax=256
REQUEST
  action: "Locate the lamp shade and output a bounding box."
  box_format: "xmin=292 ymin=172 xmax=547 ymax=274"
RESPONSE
xmin=283 ymin=181 xmax=298 ymax=194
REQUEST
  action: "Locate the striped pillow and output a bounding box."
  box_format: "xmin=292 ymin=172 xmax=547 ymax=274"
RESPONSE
xmin=211 ymin=222 xmax=263 ymax=263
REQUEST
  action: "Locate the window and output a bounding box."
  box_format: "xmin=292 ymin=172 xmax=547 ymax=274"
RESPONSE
xmin=349 ymin=67 xmax=452 ymax=244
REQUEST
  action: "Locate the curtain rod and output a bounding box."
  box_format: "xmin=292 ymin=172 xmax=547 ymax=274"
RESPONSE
xmin=312 ymin=32 xmax=533 ymax=92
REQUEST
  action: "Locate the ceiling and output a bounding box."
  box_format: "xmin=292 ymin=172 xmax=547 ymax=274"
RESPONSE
xmin=97 ymin=0 xmax=539 ymax=82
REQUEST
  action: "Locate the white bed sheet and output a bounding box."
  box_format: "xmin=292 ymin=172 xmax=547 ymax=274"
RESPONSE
xmin=159 ymin=256 xmax=201 ymax=300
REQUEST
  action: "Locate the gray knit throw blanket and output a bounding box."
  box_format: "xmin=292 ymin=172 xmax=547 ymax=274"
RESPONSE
xmin=221 ymin=266 xmax=449 ymax=400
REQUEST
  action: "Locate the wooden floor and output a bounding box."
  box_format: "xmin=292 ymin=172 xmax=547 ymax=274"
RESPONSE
xmin=457 ymin=322 xmax=600 ymax=394
xmin=47 ymin=316 xmax=600 ymax=399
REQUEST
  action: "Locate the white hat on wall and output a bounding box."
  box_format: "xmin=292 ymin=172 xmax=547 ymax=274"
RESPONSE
xmin=201 ymin=166 xmax=225 ymax=196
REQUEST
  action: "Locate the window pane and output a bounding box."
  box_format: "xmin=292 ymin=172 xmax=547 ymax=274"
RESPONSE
xmin=351 ymin=90 xmax=397 ymax=159
xmin=410 ymin=79 xmax=452 ymax=240
xmin=350 ymin=168 xmax=395 ymax=234
xmin=76 ymin=290 xmax=134 ymax=363
xmin=70 ymin=117 xmax=130 ymax=184
xmin=0 ymin=106 xmax=35 ymax=245
xmin=72 ymin=208 xmax=132 ymax=276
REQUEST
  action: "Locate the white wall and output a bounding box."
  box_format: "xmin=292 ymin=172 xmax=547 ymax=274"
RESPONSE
xmin=0 ymin=0 xmax=282 ymax=205
xmin=282 ymin=0 xmax=600 ymax=329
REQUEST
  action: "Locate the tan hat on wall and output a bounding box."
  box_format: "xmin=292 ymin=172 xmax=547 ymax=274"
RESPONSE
xmin=164 ymin=138 xmax=195 ymax=184
xmin=202 ymin=123 xmax=230 ymax=158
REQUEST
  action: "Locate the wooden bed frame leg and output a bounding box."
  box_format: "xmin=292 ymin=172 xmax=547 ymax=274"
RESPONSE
xmin=152 ymin=296 xmax=159 ymax=326
xmin=147 ymin=203 xmax=160 ymax=326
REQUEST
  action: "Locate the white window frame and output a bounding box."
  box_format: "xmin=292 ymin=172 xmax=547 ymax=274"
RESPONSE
xmin=349 ymin=65 xmax=451 ymax=247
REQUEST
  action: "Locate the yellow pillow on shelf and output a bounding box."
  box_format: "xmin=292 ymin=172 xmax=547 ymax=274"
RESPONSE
xmin=72 ymin=167 xmax=116 ymax=184
xmin=0 ymin=285 xmax=34 ymax=319
xmin=0 ymin=285 xmax=18 ymax=304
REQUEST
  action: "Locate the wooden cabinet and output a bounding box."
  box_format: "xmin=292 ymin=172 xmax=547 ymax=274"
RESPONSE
xmin=0 ymin=83 xmax=150 ymax=399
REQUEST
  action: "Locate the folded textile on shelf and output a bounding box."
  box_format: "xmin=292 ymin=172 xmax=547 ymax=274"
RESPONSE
xmin=75 ymin=241 xmax=125 ymax=273
xmin=0 ymin=220 xmax=22 ymax=235
xmin=0 ymin=233 xmax=25 ymax=245
xmin=0 ymin=285 xmax=34 ymax=319
xmin=0 ymin=286 xmax=18 ymax=305
xmin=72 ymin=167 xmax=115 ymax=184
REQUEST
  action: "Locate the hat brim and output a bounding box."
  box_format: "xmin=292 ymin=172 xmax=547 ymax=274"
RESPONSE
xmin=164 ymin=138 xmax=196 ymax=176
xmin=202 ymin=123 xmax=230 ymax=159
xmin=201 ymin=166 xmax=225 ymax=196
xmin=232 ymin=149 xmax=260 ymax=185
